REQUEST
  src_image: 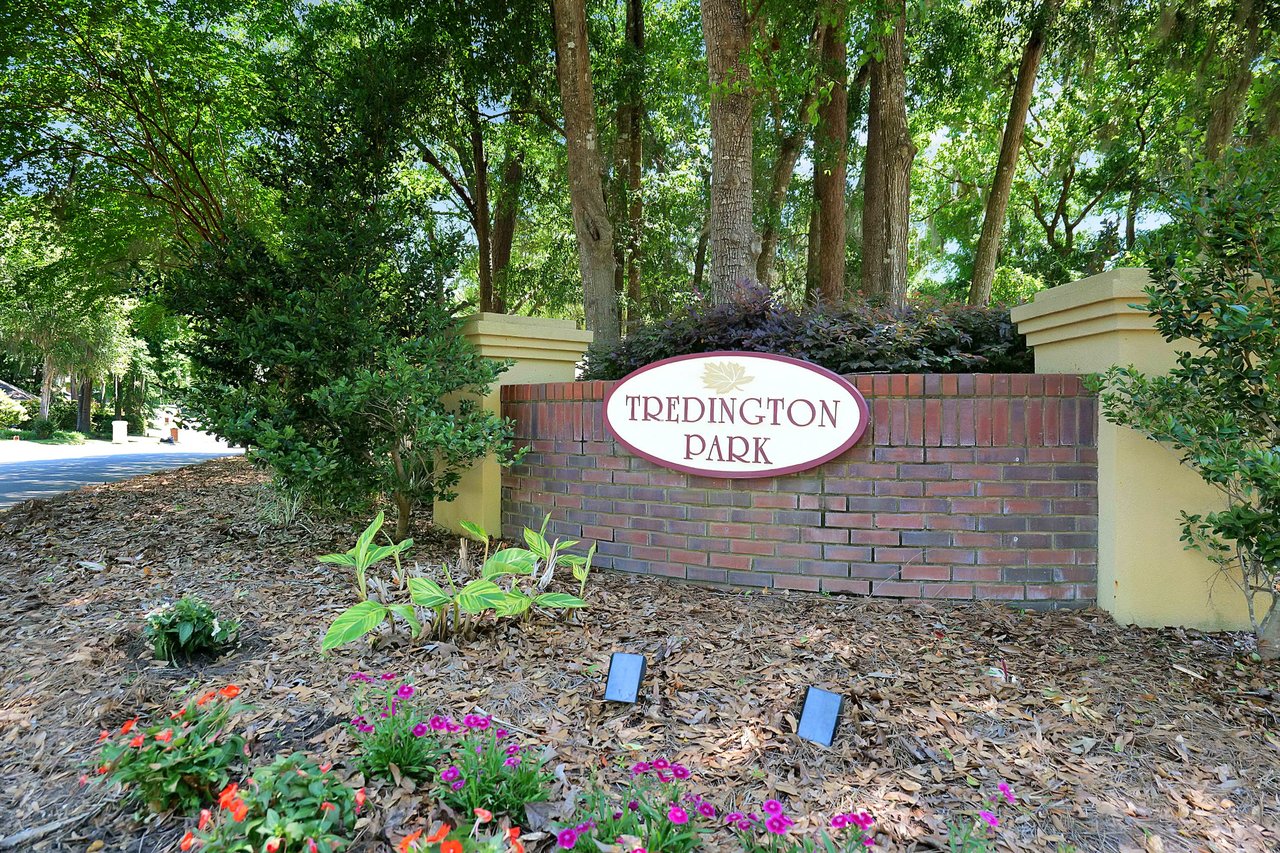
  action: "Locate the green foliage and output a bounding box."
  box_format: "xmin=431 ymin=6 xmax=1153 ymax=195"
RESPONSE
xmin=193 ymin=753 xmax=358 ymax=853
xmin=347 ymin=675 xmax=444 ymax=783
xmin=564 ymin=761 xmax=706 ymax=853
xmin=95 ymin=688 xmax=246 ymax=814
xmin=318 ymin=512 xmax=413 ymax=602
xmin=0 ymin=390 xmax=22 ymax=428
xmin=29 ymin=417 xmax=55 ymax=439
xmin=435 ymin=719 xmax=553 ymax=820
xmin=144 ymin=596 xmax=239 ymax=663
xmin=1088 ymin=145 xmax=1280 ymax=652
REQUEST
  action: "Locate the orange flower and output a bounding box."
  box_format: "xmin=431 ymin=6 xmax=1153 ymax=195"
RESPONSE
xmin=219 ymin=685 xmax=241 ymax=699
xmin=217 ymin=783 xmax=240 ymax=810
xmin=320 ymin=801 xmax=336 ymax=812
xmin=97 ymin=764 xmax=110 ymax=775
xmin=505 ymin=827 xmax=521 ymax=842
xmin=198 ymin=809 xmax=212 ymax=830
xmin=397 ymin=829 xmax=423 ymax=853
xmin=129 ymin=734 xmax=145 ymax=748
xmin=228 ymin=797 xmax=248 ymax=822
xmin=473 ymin=808 xmax=493 ymax=823
xmin=120 ymin=718 xmax=138 ymax=735
xmin=354 ymin=787 xmax=366 ymax=815
xmin=441 ymin=840 xmax=462 ymax=853
xmin=171 ymin=708 xmax=187 ymax=720
xmin=96 ymin=729 xmax=110 ymax=743
xmin=155 ymin=729 xmax=174 ymax=744
xmin=320 ymin=762 xmax=332 ymax=772
xmin=266 ymin=840 xmax=281 ymax=853
xmin=425 ymin=823 xmax=451 ymax=844
xmin=509 ymin=840 xmax=525 ymax=853
xmin=179 ymin=831 xmax=196 ymax=851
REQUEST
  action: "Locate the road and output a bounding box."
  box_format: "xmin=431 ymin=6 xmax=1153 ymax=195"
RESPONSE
xmin=0 ymin=433 xmax=243 ymax=509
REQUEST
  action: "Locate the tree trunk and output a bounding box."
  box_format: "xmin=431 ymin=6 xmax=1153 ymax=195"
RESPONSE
xmin=490 ymin=151 xmax=524 ymax=315
xmin=1125 ymin=184 xmax=1138 ymax=250
xmin=1203 ymin=0 xmax=1261 ymax=162
xmin=469 ymin=112 xmax=495 ymax=313
xmin=805 ymin=184 xmax=822 ymax=303
xmin=700 ymin=0 xmax=757 ymax=300
xmin=967 ymin=2 xmax=1054 ymax=306
xmin=616 ymin=0 xmax=645 ymax=332
xmin=77 ymin=375 xmax=92 ymax=433
xmin=39 ymin=354 xmax=53 ymax=420
xmin=551 ymin=0 xmax=620 ymax=345
xmin=393 ymin=490 xmax=412 ymax=543
xmin=815 ymin=2 xmax=849 ymax=304
xmin=757 ymin=129 xmax=807 ymax=288
xmin=692 ymin=221 xmax=709 ymax=294
xmin=114 ymin=374 xmax=122 ymax=418
xmin=863 ymin=0 xmax=914 ymax=308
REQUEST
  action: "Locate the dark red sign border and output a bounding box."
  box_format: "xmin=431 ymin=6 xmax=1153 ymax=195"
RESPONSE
xmin=602 ymin=350 xmax=870 ymax=480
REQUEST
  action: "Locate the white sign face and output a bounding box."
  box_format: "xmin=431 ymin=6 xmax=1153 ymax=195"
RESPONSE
xmin=603 ymin=351 xmax=869 ymax=479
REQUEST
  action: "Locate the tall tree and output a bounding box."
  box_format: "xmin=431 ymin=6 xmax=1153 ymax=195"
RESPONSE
xmin=814 ymin=0 xmax=849 ymax=303
xmin=1202 ymin=0 xmax=1264 ymax=162
xmin=614 ymin=0 xmax=646 ymax=332
xmin=700 ymin=0 xmax=756 ymax=299
xmin=861 ymin=0 xmax=914 ymax=308
xmin=967 ymin=0 xmax=1058 ymax=306
xmin=551 ymin=0 xmax=620 ymax=344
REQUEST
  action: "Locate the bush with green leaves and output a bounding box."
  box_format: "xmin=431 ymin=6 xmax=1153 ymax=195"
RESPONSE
xmin=94 ymin=685 xmax=246 ymax=814
xmin=321 ymin=515 xmax=591 ymax=650
xmin=1089 ymin=145 xmax=1280 ymax=659
xmin=0 ymin=390 xmax=23 ymax=428
xmin=431 ymin=713 xmax=553 ymax=821
xmin=144 ymin=596 xmax=239 ymax=662
xmin=190 ymin=753 xmax=358 ymax=853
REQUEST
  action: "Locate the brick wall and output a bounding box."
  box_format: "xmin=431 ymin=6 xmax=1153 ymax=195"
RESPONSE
xmin=500 ymin=374 xmax=1098 ymax=606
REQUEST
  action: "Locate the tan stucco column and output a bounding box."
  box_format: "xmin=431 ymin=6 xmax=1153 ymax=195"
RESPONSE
xmin=432 ymin=313 xmax=593 ymax=536
xmin=1012 ymin=269 xmax=1255 ymax=630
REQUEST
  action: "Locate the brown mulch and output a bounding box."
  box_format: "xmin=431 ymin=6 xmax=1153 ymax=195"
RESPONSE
xmin=1 ymin=458 xmax=1278 ymax=853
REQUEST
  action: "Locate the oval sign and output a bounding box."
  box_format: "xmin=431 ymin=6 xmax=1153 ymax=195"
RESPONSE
xmin=603 ymin=351 xmax=869 ymax=478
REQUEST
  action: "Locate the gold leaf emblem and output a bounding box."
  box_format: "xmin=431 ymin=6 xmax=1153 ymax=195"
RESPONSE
xmin=701 ymin=360 xmax=753 ymax=394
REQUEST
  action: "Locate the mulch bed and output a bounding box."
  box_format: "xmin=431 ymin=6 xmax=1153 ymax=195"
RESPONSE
xmin=1 ymin=457 xmax=1278 ymax=852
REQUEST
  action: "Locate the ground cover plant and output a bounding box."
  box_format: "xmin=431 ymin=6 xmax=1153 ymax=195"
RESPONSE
xmin=144 ymin=596 xmax=240 ymax=662
xmin=1 ymin=459 xmax=1278 ymax=851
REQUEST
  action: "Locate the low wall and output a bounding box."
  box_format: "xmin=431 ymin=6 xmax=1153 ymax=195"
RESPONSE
xmin=501 ymin=374 xmax=1098 ymax=606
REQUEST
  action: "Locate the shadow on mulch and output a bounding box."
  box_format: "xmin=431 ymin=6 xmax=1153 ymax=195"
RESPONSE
xmin=0 ymin=457 xmax=1277 ymax=853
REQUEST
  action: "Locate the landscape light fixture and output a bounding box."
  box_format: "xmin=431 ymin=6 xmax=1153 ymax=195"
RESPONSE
xmin=797 ymin=686 xmax=843 ymax=747
xmin=603 ymin=652 xmax=646 ymax=703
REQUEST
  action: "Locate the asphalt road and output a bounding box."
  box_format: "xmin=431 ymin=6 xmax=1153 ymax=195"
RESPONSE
xmin=0 ymin=449 xmax=242 ymax=509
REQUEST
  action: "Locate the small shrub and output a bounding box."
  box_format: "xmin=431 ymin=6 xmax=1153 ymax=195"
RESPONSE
xmin=347 ymin=672 xmax=444 ymax=783
xmin=730 ymin=801 xmax=875 ymax=852
xmin=144 ymin=596 xmax=239 ymax=662
xmin=560 ymin=759 xmax=708 ymax=853
xmin=432 ymin=713 xmax=553 ymax=821
xmin=95 ymin=685 xmax=246 ymax=814
xmin=402 ymin=821 xmax=523 ymax=853
xmin=189 ymin=753 xmax=359 ymax=853
xmin=944 ymin=783 xmax=1018 ymax=852
xmin=30 ymin=417 xmax=56 ymax=439
xmin=0 ymin=391 xmax=23 ymax=428
xmin=580 ymin=285 xmax=1032 ymax=380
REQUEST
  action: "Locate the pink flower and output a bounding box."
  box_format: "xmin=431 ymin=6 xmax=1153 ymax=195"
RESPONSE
xmin=656 ymin=771 xmax=672 ymax=784
xmin=506 ymin=744 xmax=521 ymax=755
xmin=495 ymin=729 xmax=508 ymax=739
xmin=997 ymin=782 xmax=1015 ymax=804
xmin=350 ymin=672 xmax=373 ymax=682
xmin=737 ymin=820 xmax=752 ymax=830
xmin=697 ymin=802 xmax=716 ymax=819
xmin=725 ymin=813 xmax=744 ymax=823
xmin=451 ymin=779 xmax=465 ymax=791
xmin=766 ymin=816 xmax=788 ymax=835
xmin=380 ymin=673 xmax=398 ymax=681
xmin=441 ymin=766 xmax=460 ymax=782
xmin=430 ymin=715 xmax=447 ymax=730
xmin=397 ymin=684 xmax=415 ymax=699
xmin=831 ymin=815 xmax=848 ymax=829
xmin=652 ymin=758 xmax=670 ymax=770
xmin=412 ymin=723 xmax=428 ymax=737
xmin=557 ymin=829 xmax=578 ymax=849
xmin=631 ymin=761 xmax=650 ymax=775
xmin=672 ymin=764 xmax=691 ymax=780
xmin=667 ymin=805 xmax=688 ymax=825
xmin=505 ymin=757 xmax=522 ymax=767
xmin=850 ymin=813 xmax=875 ymax=830
xmin=979 ymin=811 xmax=999 ymax=829
xmin=763 ymin=799 xmax=784 ymax=817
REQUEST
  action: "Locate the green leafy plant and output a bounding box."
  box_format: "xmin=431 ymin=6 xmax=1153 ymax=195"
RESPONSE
xmin=1089 ymin=145 xmax=1280 ymax=659
xmin=408 ymin=518 xmax=591 ymax=640
xmin=347 ymin=672 xmax=444 ymax=783
xmin=94 ymin=685 xmax=246 ymax=814
xmin=320 ymin=513 xmax=419 ymax=651
xmin=560 ymin=759 xmax=707 ymax=853
xmin=432 ymin=713 xmax=553 ymax=820
xmin=0 ymin=390 xmax=23 ymax=428
xmin=144 ymin=596 xmax=239 ymax=663
xmin=190 ymin=753 xmax=359 ymax=853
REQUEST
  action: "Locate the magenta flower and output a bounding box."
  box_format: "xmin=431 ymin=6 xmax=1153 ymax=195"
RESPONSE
xmin=697 ymin=802 xmax=716 ymax=819
xmin=506 ymin=744 xmax=521 ymax=755
xmin=831 ymin=815 xmax=848 ymax=829
xmin=496 ymin=729 xmax=508 ymax=739
xmin=441 ymin=766 xmax=460 ymax=782
xmin=997 ymin=782 xmax=1015 ymax=804
xmin=862 ymin=840 xmax=874 ymax=848
xmin=627 ymin=801 xmax=639 ymax=812
xmin=725 ymin=813 xmax=744 ymax=823
xmin=505 ymin=757 xmax=521 ymax=767
xmin=666 ymin=805 xmax=688 ymax=825
xmin=630 ymin=762 xmax=651 ymax=775
xmin=429 ymin=715 xmax=447 ymax=731
xmin=557 ymin=829 xmax=578 ymax=849
xmin=358 ymin=724 xmax=374 ymax=733
xmin=380 ymin=673 xmax=398 ymax=681
xmin=397 ymin=684 xmax=415 ymax=699
xmin=672 ymin=764 xmax=691 ymax=780
xmin=851 ymin=813 xmax=875 ymax=830
xmin=446 ymin=721 xmax=461 ymax=733
xmin=656 ymin=771 xmax=672 ymax=784
xmin=763 ymin=799 xmax=784 ymax=817
xmin=451 ymin=779 xmax=465 ymax=791
xmin=349 ymin=716 xmax=366 ymax=727
xmin=979 ymin=811 xmax=999 ymax=829
xmin=766 ymin=816 xmax=788 ymax=835
xmin=350 ymin=673 xmax=373 ymax=682
xmin=736 ymin=820 xmax=752 ymax=831
xmin=412 ymin=723 xmax=428 ymax=737
xmin=652 ymin=758 xmax=670 ymax=770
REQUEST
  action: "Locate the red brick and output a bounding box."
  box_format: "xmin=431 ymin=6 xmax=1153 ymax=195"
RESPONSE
xmin=728 ymin=539 xmax=776 ymax=556
xmin=709 ymin=553 xmax=752 ymax=570
xmin=777 ymin=543 xmax=825 ymax=559
xmin=876 ymin=480 xmax=924 ymax=496
xmin=908 ymin=398 xmax=925 ymax=445
xmin=1025 ymin=584 xmax=1075 ymax=600
xmin=975 ymin=550 xmax=1027 ymax=566
xmin=1027 ymin=549 xmax=1076 ymax=565
xmin=753 ymin=493 xmax=799 ymax=509
xmin=874 ymin=513 xmax=926 ymax=529
xmin=824 ymin=544 xmax=874 ymax=561
xmin=821 ymin=578 xmax=870 ymax=595
xmin=921 ymin=583 xmax=975 ymax=599
xmin=924 ymin=515 xmax=977 ymax=531
xmin=1004 ymin=498 xmax=1053 ymax=514
xmin=776 ymin=575 xmax=821 ymax=592
xmin=890 ymin=374 xmax=908 ymax=396
xmin=872 ymin=580 xmax=921 ymax=598
xmin=951 ymin=566 xmax=1003 ymax=581
xmin=924 ymin=480 xmax=975 ymax=496
xmin=686 ymin=567 xmax=728 ymax=585
xmin=902 ymin=565 xmax=951 ymax=581
xmin=974 ymin=584 xmax=1025 ymax=599
xmin=802 ymin=527 xmax=851 ymax=544
xmin=907 ymin=374 xmax=925 ymax=396
xmin=825 ymin=512 xmax=875 ymax=528
xmin=668 ymin=548 xmax=710 ymax=566
xmin=849 ymin=529 xmax=901 ymax=546
xmin=709 ymin=522 xmax=754 ymax=538
xmin=874 ymin=547 xmax=925 ymax=562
